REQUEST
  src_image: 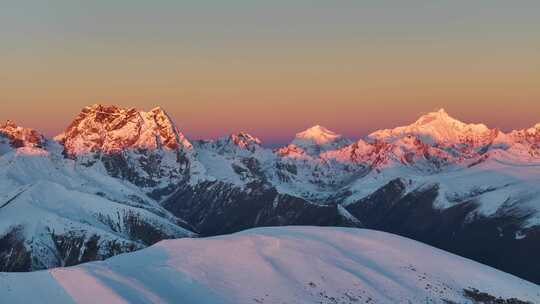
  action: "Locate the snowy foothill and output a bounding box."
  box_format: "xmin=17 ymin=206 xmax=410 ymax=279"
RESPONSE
xmin=1 ymin=227 xmax=539 ymax=304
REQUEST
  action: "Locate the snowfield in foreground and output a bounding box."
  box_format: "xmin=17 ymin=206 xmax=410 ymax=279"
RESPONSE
xmin=1 ymin=227 xmax=539 ymax=304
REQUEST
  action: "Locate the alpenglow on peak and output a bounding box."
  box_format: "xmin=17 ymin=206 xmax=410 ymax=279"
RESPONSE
xmin=369 ymin=108 xmax=492 ymax=145
xmin=290 ymin=125 xmax=352 ymax=153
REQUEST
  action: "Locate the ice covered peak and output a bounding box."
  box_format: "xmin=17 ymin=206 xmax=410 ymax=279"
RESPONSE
xmin=58 ymin=104 xmax=192 ymax=156
xmin=414 ymin=108 xmax=454 ymax=125
xmin=291 ymin=125 xmax=351 ymax=154
xmin=0 ymin=120 xmax=45 ymax=149
xmin=369 ymin=109 xmax=492 ymax=146
xmin=295 ymin=125 xmax=341 ymax=144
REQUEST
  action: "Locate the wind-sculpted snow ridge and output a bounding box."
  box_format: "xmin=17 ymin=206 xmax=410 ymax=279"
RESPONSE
xmin=1 ymin=227 xmax=538 ymax=304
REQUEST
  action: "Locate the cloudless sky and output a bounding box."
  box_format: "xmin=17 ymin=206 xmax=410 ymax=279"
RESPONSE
xmin=1 ymin=1 xmax=539 ymax=145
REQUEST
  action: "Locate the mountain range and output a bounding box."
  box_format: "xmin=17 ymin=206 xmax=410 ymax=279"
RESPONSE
xmin=1 ymin=104 xmax=539 ymax=285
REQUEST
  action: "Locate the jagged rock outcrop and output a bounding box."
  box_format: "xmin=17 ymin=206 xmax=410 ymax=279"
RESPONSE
xmin=55 ymin=104 xmax=202 ymax=194
xmin=0 ymin=120 xmax=46 ymax=151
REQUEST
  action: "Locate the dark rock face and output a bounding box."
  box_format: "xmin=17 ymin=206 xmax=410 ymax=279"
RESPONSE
xmin=49 ymin=232 xmax=138 ymax=268
xmin=345 ymin=178 xmax=408 ymax=226
xmin=345 ymin=179 xmax=540 ymax=285
xmin=463 ymin=288 xmax=534 ymax=304
xmin=441 ymin=217 xmax=540 ymax=287
xmin=0 ymin=226 xmax=31 ymax=272
xmin=100 ymin=152 xmax=164 ymax=188
xmin=91 ymin=150 xmax=191 ymax=191
xmin=0 ymin=210 xmax=191 ymax=272
xmin=163 ymin=181 xmax=360 ymax=236
xmin=121 ymin=211 xmax=181 ymax=244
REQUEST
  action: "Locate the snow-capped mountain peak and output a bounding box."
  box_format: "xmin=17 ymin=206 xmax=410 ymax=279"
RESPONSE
xmin=57 ymin=104 xmax=192 ymax=156
xmin=294 ymin=125 xmax=341 ymax=144
xmin=507 ymin=123 xmax=540 ymax=153
xmin=204 ymin=131 xmax=263 ymax=155
xmin=414 ymin=108 xmax=455 ymax=125
xmin=0 ymin=120 xmax=45 ymax=150
xmin=229 ymin=132 xmax=262 ymax=148
xmin=143 ymin=105 xmax=192 ymax=150
xmin=528 ymin=123 xmax=540 ymax=135
xmin=369 ymin=108 xmax=492 ymax=146
xmin=290 ymin=125 xmax=352 ymax=154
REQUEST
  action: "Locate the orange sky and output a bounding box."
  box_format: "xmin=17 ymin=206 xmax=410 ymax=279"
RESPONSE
xmin=1 ymin=1 xmax=539 ymax=145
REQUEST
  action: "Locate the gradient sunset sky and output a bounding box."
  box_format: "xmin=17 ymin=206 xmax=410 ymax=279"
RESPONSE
xmin=1 ymin=1 xmax=539 ymax=145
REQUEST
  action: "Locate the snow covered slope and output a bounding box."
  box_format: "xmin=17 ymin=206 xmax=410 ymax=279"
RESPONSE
xmin=0 ymin=180 xmax=193 ymax=271
xmin=0 ymin=121 xmax=195 ymax=271
xmin=1 ymin=227 xmax=538 ymax=304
